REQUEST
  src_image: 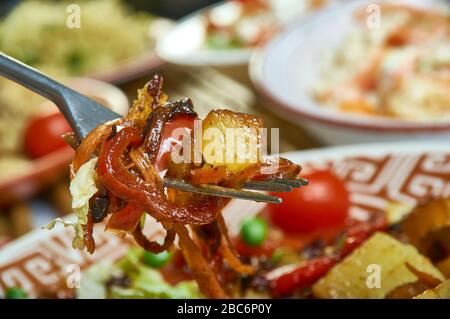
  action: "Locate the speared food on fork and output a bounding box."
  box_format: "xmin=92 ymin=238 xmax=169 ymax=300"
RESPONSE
xmin=48 ymin=75 xmax=303 ymax=298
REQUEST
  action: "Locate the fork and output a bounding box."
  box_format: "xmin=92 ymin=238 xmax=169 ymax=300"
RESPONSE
xmin=0 ymin=53 xmax=307 ymax=203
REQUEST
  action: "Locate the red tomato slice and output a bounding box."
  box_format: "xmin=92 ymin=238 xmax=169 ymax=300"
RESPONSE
xmin=154 ymin=115 xmax=196 ymax=174
xmin=24 ymin=112 xmax=72 ymax=158
xmin=269 ymin=170 xmax=350 ymax=234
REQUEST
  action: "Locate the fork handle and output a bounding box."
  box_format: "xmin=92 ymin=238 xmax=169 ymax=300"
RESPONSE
xmin=0 ymin=52 xmax=72 ymax=106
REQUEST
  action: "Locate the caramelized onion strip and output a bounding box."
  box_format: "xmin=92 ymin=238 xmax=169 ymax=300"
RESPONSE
xmin=133 ymin=223 xmax=176 ymax=254
xmin=174 ymin=223 xmax=228 ymax=298
xmin=216 ymin=214 xmax=254 ymax=275
xmin=71 ymin=119 xmax=121 ymax=175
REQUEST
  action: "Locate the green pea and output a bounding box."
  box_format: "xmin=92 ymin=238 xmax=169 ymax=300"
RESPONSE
xmin=5 ymin=287 xmax=27 ymax=299
xmin=240 ymin=217 xmax=268 ymax=246
xmin=143 ymin=250 xmax=172 ymax=268
xmin=271 ymin=249 xmax=284 ymax=264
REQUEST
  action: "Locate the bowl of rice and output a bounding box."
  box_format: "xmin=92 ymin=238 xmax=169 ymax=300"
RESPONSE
xmin=0 ymin=0 xmax=167 ymax=206
xmin=250 ymin=0 xmax=450 ymax=144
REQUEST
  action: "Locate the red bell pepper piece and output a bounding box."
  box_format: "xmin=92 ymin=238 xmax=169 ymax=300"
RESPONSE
xmin=270 ymin=256 xmax=337 ymax=297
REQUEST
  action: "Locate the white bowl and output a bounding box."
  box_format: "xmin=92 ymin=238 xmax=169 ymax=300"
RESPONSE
xmin=156 ymin=0 xmax=334 ymax=66
xmin=156 ymin=1 xmax=252 ymax=66
xmin=250 ymin=0 xmax=450 ymax=145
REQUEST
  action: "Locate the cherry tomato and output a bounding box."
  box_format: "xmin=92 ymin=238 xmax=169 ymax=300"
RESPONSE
xmin=24 ymin=112 xmax=72 ymax=158
xmin=155 ymin=115 xmax=196 ymax=173
xmin=269 ymin=170 xmax=350 ymax=234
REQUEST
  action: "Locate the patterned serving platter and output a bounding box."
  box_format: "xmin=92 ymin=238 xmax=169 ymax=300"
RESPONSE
xmin=0 ymin=141 xmax=448 ymax=297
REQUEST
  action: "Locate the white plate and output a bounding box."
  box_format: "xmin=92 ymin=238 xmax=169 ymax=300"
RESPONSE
xmin=250 ymin=0 xmax=450 ymax=144
xmin=156 ymin=1 xmax=250 ymax=66
xmin=156 ymin=0 xmax=331 ymax=66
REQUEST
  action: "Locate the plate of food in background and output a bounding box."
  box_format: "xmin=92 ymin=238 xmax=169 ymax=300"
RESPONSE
xmin=250 ymin=0 xmax=450 ymax=144
xmin=0 ymin=0 xmax=172 ymax=206
xmin=157 ymin=0 xmax=331 ymax=66
xmin=0 ymin=0 xmax=168 ymax=84
xmin=0 ymin=78 xmax=129 ymax=207
xmin=0 ymin=141 xmax=448 ymax=299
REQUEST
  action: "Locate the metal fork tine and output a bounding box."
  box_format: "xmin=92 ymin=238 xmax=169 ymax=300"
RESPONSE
xmin=271 ymin=178 xmax=308 ymax=188
xmin=243 ymin=181 xmax=292 ymax=192
xmin=163 ymin=178 xmax=282 ymax=203
xmin=0 ymin=53 xmax=120 ymax=140
xmin=297 ymin=178 xmax=309 ymax=186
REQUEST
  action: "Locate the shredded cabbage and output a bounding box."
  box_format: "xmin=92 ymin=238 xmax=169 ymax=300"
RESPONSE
xmin=43 ymin=158 xmax=98 ymax=250
xmin=77 ymin=248 xmax=202 ymax=299
xmin=109 ymin=267 xmax=201 ymax=299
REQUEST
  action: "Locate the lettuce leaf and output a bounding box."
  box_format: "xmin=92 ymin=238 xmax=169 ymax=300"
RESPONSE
xmin=77 ymin=248 xmax=202 ymax=299
xmin=109 ymin=267 xmax=201 ymax=299
xmin=43 ymin=158 xmax=98 ymax=250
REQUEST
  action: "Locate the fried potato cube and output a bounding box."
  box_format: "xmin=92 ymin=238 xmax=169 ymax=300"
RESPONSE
xmin=401 ymin=198 xmax=450 ymax=260
xmin=415 ymin=280 xmax=450 ymax=299
xmin=202 ymin=110 xmax=263 ymax=173
xmin=312 ymin=232 xmax=445 ymax=299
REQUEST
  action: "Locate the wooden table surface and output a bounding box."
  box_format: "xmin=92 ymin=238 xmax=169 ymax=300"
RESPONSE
xmin=120 ymin=65 xmax=321 ymax=153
